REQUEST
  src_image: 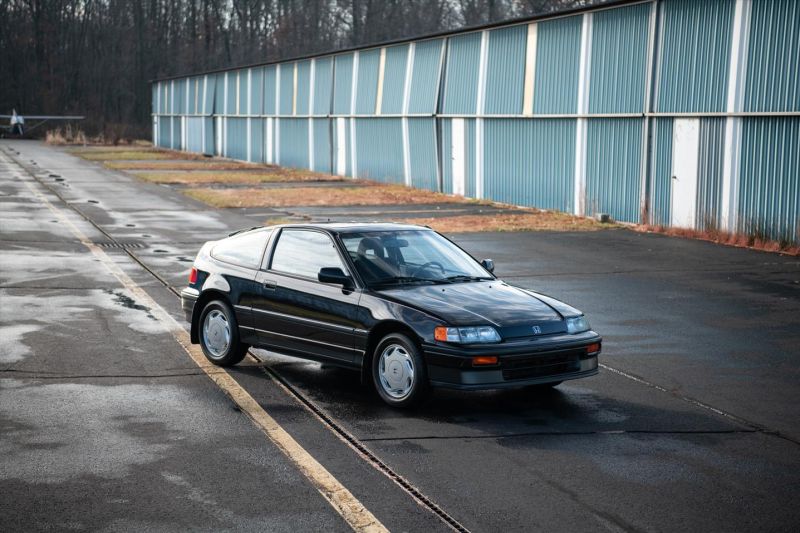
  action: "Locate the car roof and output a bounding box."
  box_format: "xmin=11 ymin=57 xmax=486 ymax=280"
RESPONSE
xmin=265 ymin=222 xmax=433 ymax=234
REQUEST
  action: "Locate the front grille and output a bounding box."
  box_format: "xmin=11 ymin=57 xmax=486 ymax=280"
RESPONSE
xmin=501 ymin=348 xmax=584 ymax=381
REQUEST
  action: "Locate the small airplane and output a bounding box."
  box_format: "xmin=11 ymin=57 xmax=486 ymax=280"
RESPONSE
xmin=0 ymin=109 xmax=85 ymax=137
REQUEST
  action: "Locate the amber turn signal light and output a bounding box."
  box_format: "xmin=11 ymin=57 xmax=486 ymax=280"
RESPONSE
xmin=472 ymin=355 xmax=499 ymax=366
xmin=586 ymin=342 xmax=601 ymax=355
xmin=434 ymin=326 xmax=449 ymax=342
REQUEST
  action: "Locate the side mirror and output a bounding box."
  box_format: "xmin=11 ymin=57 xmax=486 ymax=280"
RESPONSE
xmin=480 ymin=258 xmax=495 ymax=273
xmin=318 ymin=267 xmax=354 ymax=288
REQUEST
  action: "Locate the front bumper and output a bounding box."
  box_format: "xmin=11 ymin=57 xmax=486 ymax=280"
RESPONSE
xmin=423 ymin=331 xmax=601 ymax=390
xmin=180 ymin=287 xmax=199 ymax=324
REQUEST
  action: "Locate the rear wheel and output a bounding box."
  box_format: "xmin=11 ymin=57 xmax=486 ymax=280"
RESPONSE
xmin=199 ymin=300 xmax=248 ymax=366
xmin=372 ymin=333 xmax=428 ymax=408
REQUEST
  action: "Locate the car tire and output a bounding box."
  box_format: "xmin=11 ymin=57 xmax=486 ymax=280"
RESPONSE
xmin=372 ymin=333 xmax=428 ymax=408
xmin=198 ymin=299 xmax=248 ymax=366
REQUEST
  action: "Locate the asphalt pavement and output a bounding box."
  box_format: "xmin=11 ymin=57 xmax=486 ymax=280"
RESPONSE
xmin=1 ymin=140 xmax=799 ymax=532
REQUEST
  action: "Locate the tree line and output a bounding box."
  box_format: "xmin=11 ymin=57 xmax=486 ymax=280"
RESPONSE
xmin=0 ymin=0 xmax=605 ymax=139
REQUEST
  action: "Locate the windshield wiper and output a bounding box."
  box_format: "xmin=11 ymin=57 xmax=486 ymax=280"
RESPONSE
xmin=370 ymin=276 xmax=441 ymax=287
xmin=444 ymin=274 xmax=494 ymax=283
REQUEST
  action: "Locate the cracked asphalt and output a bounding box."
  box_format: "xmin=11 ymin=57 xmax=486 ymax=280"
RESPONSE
xmin=1 ymin=140 xmax=799 ymax=532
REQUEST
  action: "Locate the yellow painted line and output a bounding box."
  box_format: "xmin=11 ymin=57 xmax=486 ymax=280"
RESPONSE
xmin=9 ymin=152 xmax=389 ymax=533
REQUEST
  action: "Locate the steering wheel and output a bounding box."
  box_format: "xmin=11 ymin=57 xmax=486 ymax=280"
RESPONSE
xmin=410 ymin=261 xmax=446 ymax=278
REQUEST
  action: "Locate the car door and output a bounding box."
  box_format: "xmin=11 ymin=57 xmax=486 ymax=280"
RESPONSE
xmin=251 ymin=228 xmax=363 ymax=365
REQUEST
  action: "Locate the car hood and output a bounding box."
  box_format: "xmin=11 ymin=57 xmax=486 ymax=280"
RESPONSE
xmin=379 ymin=280 xmax=573 ymax=338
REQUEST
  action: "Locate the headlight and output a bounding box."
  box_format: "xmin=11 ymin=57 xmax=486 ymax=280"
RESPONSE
xmin=435 ymin=325 xmax=501 ymax=344
xmin=566 ymin=315 xmax=590 ymax=334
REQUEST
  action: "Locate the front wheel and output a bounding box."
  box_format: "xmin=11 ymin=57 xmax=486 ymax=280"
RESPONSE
xmin=199 ymin=300 xmax=248 ymax=366
xmin=372 ymin=333 xmax=428 ymax=408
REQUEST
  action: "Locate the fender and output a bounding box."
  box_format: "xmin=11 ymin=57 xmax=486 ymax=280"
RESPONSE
xmin=202 ymin=273 xmax=230 ymax=293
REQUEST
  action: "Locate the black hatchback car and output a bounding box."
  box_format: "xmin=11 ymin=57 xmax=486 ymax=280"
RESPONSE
xmin=181 ymin=223 xmax=601 ymax=407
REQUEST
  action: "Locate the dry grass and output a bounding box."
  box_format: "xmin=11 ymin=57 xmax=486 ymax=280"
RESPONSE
xmin=184 ymin=184 xmax=473 ymax=208
xmin=401 ymin=212 xmax=609 ymax=233
xmin=637 ymin=225 xmax=800 ymax=255
xmin=46 ymin=127 xmax=152 ymax=146
xmin=105 ymin=160 xmax=257 ymax=171
xmin=133 ymin=169 xmax=342 ymax=185
xmin=77 ymin=150 xmax=177 ymax=161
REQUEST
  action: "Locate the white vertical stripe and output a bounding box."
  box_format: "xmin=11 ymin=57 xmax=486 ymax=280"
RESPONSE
xmin=235 ymin=71 xmax=240 ymax=115
xmin=266 ymin=117 xmax=274 ymax=164
xmin=309 ymin=59 xmax=316 ymax=171
xmin=574 ymin=13 xmax=593 ymax=216
xmin=522 ymin=23 xmax=538 ymax=116
xmin=402 ymin=43 xmax=415 ymax=186
xmin=246 ymin=69 xmax=252 ymax=161
xmin=223 ymin=73 xmax=228 ymax=115
xmin=275 ymin=65 xmax=281 ymax=165
xmin=721 ymin=0 xmax=752 ymax=232
xmin=202 ymin=75 xmax=208 ymax=115
xmin=452 ymin=118 xmax=466 ymax=196
xmin=293 ymin=63 xmax=298 ymax=116
xmin=475 ymin=31 xmax=489 ymax=199
xmin=336 ymin=118 xmax=347 ymax=176
xmin=350 ymin=52 xmax=359 ymax=178
xmin=376 ymin=48 xmax=386 ymax=115
xmin=640 ymin=1 xmax=659 ymax=222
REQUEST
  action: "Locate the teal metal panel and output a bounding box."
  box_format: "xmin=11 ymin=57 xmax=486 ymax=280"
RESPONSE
xmin=333 ymin=54 xmax=354 ymax=114
xmin=697 ymin=118 xmax=726 ymax=231
xmin=204 ymin=75 xmax=216 ymax=115
xmin=485 ymin=25 xmax=526 ymax=115
xmin=409 ymin=39 xmax=444 ymax=114
xmin=226 ymin=118 xmax=248 ymax=160
xmin=176 ymin=79 xmax=187 ymax=114
xmin=656 ymin=0 xmax=734 ymax=112
xmin=381 ymin=45 xmax=409 ymax=114
xmin=649 ymin=117 xmax=673 ymax=226
xmin=250 ymin=68 xmax=264 ymax=115
xmin=440 ymin=119 xmax=451 ymax=193
xmin=313 ymin=58 xmax=333 ymax=116
xmin=589 ymin=3 xmax=651 ymax=113
xmin=346 ymin=119 xmax=352 ymax=176
xmin=313 ymin=118 xmax=332 ymax=173
xmin=264 ymin=66 xmax=277 ymax=115
xmin=744 ymin=0 xmax=800 ymax=112
xmin=152 ymin=84 xmax=158 ymax=116
xmin=296 ymin=60 xmax=311 ymax=115
xmin=279 ymin=118 xmax=309 ymax=168
xmin=250 ymin=118 xmax=264 ymax=162
xmin=465 ymin=119 xmax=477 ymax=198
xmin=157 ymin=116 xmax=171 ymax=147
xmin=408 ymin=118 xmax=438 ymax=191
xmin=204 ymin=117 xmax=215 ymax=155
xmin=187 ymin=117 xmax=203 ymax=152
xmin=279 ymin=63 xmax=294 ymax=115
xmin=171 ymin=117 xmax=181 ymax=148
xmin=186 ymin=77 xmax=196 ymax=114
xmin=484 ymin=119 xmax=575 ymax=211
xmin=225 ymin=72 xmax=236 ymax=115
xmin=534 ymin=15 xmax=582 ymax=114
xmin=738 ymin=117 xmax=800 ymax=242
xmin=238 ymin=69 xmax=249 ymax=115
xmin=356 ymin=49 xmax=381 ymax=115
xmin=442 ymin=32 xmax=482 ymax=114
xmin=585 ymin=118 xmax=643 ymax=223
xmin=214 ymin=74 xmax=225 ymax=114
xmin=354 ymin=118 xmax=404 ymax=183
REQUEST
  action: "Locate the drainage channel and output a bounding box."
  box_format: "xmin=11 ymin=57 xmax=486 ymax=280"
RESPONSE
xmin=6 ymin=147 xmax=471 ymax=533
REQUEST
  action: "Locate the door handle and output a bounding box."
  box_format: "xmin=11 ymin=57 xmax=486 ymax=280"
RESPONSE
xmin=262 ymin=279 xmax=277 ymax=290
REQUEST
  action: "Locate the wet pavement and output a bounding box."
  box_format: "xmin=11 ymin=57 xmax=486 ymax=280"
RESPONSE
xmin=2 ymin=140 xmax=799 ymax=532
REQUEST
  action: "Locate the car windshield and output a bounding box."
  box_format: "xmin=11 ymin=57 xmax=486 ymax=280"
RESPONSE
xmin=340 ymin=229 xmax=493 ymax=287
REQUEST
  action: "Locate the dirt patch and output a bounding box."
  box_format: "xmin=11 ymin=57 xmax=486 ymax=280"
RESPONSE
xmin=400 ymin=212 xmax=610 ymax=233
xmin=105 ymin=160 xmax=256 ymax=171
xmin=184 ymin=184 xmax=475 ymax=208
xmin=134 ymin=169 xmax=342 ymax=185
xmin=636 ymin=225 xmax=800 ymax=256
xmin=76 ymin=150 xmax=179 ymax=161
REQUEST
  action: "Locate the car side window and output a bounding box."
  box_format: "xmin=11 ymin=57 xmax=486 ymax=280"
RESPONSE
xmin=270 ymin=230 xmax=346 ymax=280
xmin=211 ymin=229 xmax=271 ymax=268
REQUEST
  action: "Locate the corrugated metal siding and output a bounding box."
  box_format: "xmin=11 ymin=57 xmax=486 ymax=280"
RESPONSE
xmin=333 ymin=54 xmax=354 ymax=114
xmin=442 ymin=32 xmax=482 ymax=114
xmin=204 ymin=75 xmax=216 ymax=115
xmin=465 ymin=119 xmax=477 ymax=198
xmin=264 ymin=66 xmax=277 ymax=115
xmin=204 ymin=117 xmax=215 ymax=155
xmin=171 ymin=117 xmax=181 ymax=148
xmin=440 ymin=118 xmax=451 ymax=193
xmin=355 ymin=49 xmax=381 ymax=115
xmin=238 ymin=70 xmax=248 ymax=114
xmin=484 ymin=118 xmax=575 ymax=211
xmin=534 ymin=15 xmax=582 ymax=114
xmin=226 ymin=72 xmax=236 ymax=114
xmin=485 ymin=25 xmax=526 ymax=115
xmin=157 ymin=116 xmax=171 ymax=147
xmin=585 ymin=118 xmax=643 ymax=223
xmin=590 ymin=3 xmax=651 ymax=113
xmin=279 ymin=64 xmax=294 ymax=115
xmin=696 ymin=117 xmax=726 ymax=230
xmin=649 ymin=117 xmax=673 ymax=226
xmin=250 ymin=119 xmax=265 ymax=162
xmin=226 ymin=118 xmax=248 ymax=160
xmin=381 ymin=45 xmax=409 ymax=114
xmin=656 ymin=0 xmax=734 ymax=112
xmin=354 ymin=118 xmax=404 ymax=183
xmin=187 ymin=117 xmax=203 ymax=152
xmin=408 ymin=118 xmax=438 ymax=191
xmin=250 ymin=68 xmax=264 ymax=115
xmin=214 ymin=74 xmax=225 ymax=114
xmin=296 ymin=60 xmax=312 ymax=115
xmin=744 ymin=0 xmax=800 ymax=112
xmin=409 ymin=39 xmax=444 ymax=114
xmin=279 ymin=118 xmax=310 ymax=168
xmin=738 ymin=117 xmax=800 ymax=241
xmin=313 ymin=118 xmax=332 ymax=173
xmin=313 ymin=58 xmax=334 ymax=115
